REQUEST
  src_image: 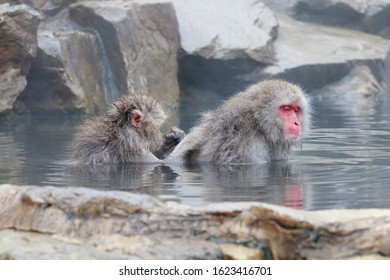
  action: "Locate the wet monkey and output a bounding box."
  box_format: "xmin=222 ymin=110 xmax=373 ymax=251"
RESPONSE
xmin=72 ymin=94 xmax=184 ymax=165
xmin=167 ymin=79 xmax=312 ymax=164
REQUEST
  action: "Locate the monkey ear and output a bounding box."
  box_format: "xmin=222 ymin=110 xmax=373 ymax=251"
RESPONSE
xmin=130 ymin=110 xmax=143 ymax=128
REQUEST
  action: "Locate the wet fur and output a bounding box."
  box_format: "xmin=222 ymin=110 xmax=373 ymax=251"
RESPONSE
xmin=73 ymin=94 xmax=166 ymax=165
xmin=168 ymin=79 xmax=312 ymax=164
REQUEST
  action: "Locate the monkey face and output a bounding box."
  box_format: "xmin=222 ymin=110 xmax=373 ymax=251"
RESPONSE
xmin=250 ymin=80 xmax=310 ymax=144
xmin=279 ymin=104 xmax=301 ymax=140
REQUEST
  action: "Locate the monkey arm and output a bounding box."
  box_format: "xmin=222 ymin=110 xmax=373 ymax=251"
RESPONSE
xmin=132 ymin=152 xmax=162 ymax=163
xmin=165 ymin=125 xmax=208 ymax=163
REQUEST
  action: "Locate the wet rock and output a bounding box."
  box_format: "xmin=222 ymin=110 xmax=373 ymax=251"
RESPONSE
xmin=313 ymin=65 xmax=383 ymax=118
xmin=295 ymin=0 xmax=365 ymax=27
xmin=14 ymin=25 xmax=108 ymax=114
xmin=0 ymin=3 xmax=41 ymax=117
xmin=12 ymin=0 xmax=181 ymax=115
xmin=295 ymin=0 xmax=390 ymax=37
xmin=1 ymin=184 xmax=390 ymax=259
xmin=314 ymin=64 xmax=381 ymax=96
xmin=68 ymin=0 xmax=181 ymax=108
xmin=239 ymin=13 xmax=390 ymax=91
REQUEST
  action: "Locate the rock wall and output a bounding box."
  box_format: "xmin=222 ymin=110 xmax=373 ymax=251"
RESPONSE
xmin=172 ymin=0 xmax=278 ymax=63
xmin=254 ymin=13 xmax=390 ymax=91
xmin=0 ymin=4 xmax=41 ymax=116
xmin=262 ymin=0 xmax=390 ymax=38
xmin=178 ymin=1 xmax=390 ymax=96
xmin=0 ymin=0 xmax=389 ymax=117
xmin=69 ymin=1 xmax=180 ymax=107
xmin=2 ymin=0 xmax=180 ymax=117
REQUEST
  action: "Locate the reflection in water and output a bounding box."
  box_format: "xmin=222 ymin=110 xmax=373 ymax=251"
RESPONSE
xmin=56 ymin=161 xmax=306 ymax=208
xmin=0 ymin=89 xmax=389 ymax=210
xmin=165 ymin=162 xmax=305 ymax=207
xmin=61 ymin=163 xmax=180 ymax=200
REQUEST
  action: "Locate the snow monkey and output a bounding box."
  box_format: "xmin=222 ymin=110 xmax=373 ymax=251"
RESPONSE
xmin=167 ymin=79 xmax=312 ymax=164
xmin=73 ymin=94 xmax=185 ymax=165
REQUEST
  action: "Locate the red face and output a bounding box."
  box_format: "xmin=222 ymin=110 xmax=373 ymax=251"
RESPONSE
xmin=279 ymin=104 xmax=301 ymax=140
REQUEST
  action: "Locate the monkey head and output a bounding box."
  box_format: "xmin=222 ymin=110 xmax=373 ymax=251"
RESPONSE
xmin=108 ymin=94 xmax=166 ymax=131
xmin=248 ymin=79 xmax=311 ymax=144
xmin=107 ymin=94 xmax=167 ymax=152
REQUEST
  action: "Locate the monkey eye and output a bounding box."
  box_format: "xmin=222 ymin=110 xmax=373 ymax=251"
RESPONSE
xmin=280 ymin=105 xmax=300 ymax=113
xmin=280 ymin=105 xmax=292 ymax=111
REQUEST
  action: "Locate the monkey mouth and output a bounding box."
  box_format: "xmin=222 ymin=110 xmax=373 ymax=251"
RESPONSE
xmin=286 ymin=132 xmax=300 ymax=141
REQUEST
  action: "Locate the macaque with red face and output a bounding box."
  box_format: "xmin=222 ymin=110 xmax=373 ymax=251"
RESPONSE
xmin=279 ymin=103 xmax=302 ymax=141
xmin=72 ymin=94 xmax=184 ymax=165
xmin=167 ymin=79 xmax=311 ymax=164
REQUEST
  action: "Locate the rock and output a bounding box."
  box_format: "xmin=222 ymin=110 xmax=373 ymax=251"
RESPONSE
xmin=85 ymin=234 xmax=220 ymax=259
xmin=239 ymin=13 xmax=390 ymax=91
xmin=68 ymin=0 xmax=181 ymax=108
xmin=0 ymin=229 xmax=130 ymax=260
xmin=347 ymin=254 xmax=390 ymax=260
xmin=261 ymin=0 xmax=299 ymax=16
xmin=3 ymin=0 xmax=73 ymax=16
xmin=295 ymin=0 xmax=366 ymax=27
xmin=295 ymin=0 xmax=390 ymax=37
xmin=0 ymin=229 xmax=220 ymax=259
xmin=172 ymin=0 xmax=278 ymax=63
xmin=1 ymin=184 xmax=390 ymax=259
xmin=178 ymin=8 xmax=390 ymax=96
xmin=315 ymin=65 xmax=381 ymax=96
xmin=312 ymin=65 xmax=382 ymax=117
xmin=219 ymin=244 xmax=264 ymax=260
xmin=176 ymin=0 xmax=278 ymax=94
xmin=0 ymin=3 xmax=41 ymax=117
xmin=299 ymin=0 xmax=388 ymax=15
xmin=380 ymin=49 xmax=390 ymax=92
xmin=262 ymin=0 xmax=390 ymax=38
xmin=13 ymin=0 xmax=181 ymax=115
xmin=14 ymin=27 xmax=108 ymax=114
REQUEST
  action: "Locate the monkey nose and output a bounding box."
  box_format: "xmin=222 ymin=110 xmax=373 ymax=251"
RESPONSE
xmin=295 ymin=121 xmax=300 ymax=126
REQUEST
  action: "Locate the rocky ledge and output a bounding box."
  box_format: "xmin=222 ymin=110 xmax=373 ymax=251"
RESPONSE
xmin=0 ymin=184 xmax=389 ymax=260
xmin=1 ymin=0 xmax=390 ymax=117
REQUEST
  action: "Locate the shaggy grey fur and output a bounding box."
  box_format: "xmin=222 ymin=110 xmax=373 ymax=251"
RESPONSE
xmin=72 ymin=94 xmax=167 ymax=165
xmin=168 ymin=79 xmax=312 ymax=164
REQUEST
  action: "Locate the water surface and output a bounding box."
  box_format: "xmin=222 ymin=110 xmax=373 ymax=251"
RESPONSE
xmin=1 ymin=90 xmax=390 ymax=210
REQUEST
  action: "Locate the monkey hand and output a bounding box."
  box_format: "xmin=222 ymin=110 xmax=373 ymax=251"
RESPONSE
xmin=163 ymin=127 xmax=186 ymax=148
xmin=154 ymin=127 xmax=185 ymax=159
